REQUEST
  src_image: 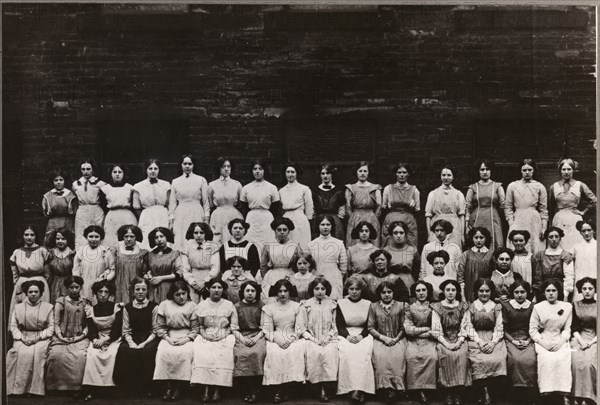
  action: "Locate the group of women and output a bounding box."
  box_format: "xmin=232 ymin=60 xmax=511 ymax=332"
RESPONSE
xmin=6 ymin=154 xmax=597 ymax=405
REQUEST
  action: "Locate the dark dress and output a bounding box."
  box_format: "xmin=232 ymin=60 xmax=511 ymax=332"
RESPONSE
xmin=112 ymin=247 xmax=149 ymax=303
xmin=113 ymin=300 xmax=159 ymax=390
xmin=357 ymin=270 xmax=410 ymax=303
xmin=233 ymin=300 xmax=266 ymax=377
xmin=218 ymin=240 xmax=261 ymax=278
xmin=312 ymin=185 xmax=346 ymax=240
xmin=404 ymin=302 xmax=437 ymax=390
xmin=48 ymin=248 xmax=75 ymax=304
xmin=42 ymin=189 xmax=77 ymax=245
xmin=501 ymin=300 xmax=536 ymax=387
xmin=457 ymin=249 xmax=494 ymax=302
xmin=571 ymin=299 xmax=597 ymax=403
xmin=146 ymin=248 xmax=183 ymax=303
xmin=532 ymin=250 xmax=574 ymax=301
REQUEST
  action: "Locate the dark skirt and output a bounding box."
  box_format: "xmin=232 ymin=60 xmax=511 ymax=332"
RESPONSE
xmin=113 ymin=339 xmax=159 ymax=389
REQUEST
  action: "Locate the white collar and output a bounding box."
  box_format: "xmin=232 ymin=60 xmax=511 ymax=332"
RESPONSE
xmin=51 ymin=188 xmax=72 ymax=196
xmin=471 ymin=246 xmax=489 ymax=253
xmin=318 ymin=183 xmax=335 ymax=190
xmin=493 ymin=269 xmax=513 ymax=279
xmin=509 ymin=299 xmax=531 ymax=309
xmin=546 ymin=247 xmax=563 ymax=255
xmin=118 ymin=241 xmax=140 ymax=254
xmin=79 ymin=176 xmax=98 ymax=183
xmin=219 ymin=176 xmax=229 ymax=182
xmin=132 ymin=298 xmax=150 ymax=309
xmin=294 ymin=272 xmax=314 ymax=280
xmin=473 ymin=299 xmax=495 ymax=311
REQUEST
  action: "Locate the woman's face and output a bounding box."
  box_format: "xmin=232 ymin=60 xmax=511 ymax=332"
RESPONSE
xmin=479 ymin=163 xmax=491 ymax=181
xmin=274 ymin=224 xmax=290 ymax=243
xmin=380 ymin=286 xmax=394 ymax=304
xmin=133 ymin=282 xmax=148 ymax=303
xmin=414 ymin=283 xmax=429 ymax=302
xmin=472 ymin=231 xmax=486 ymax=249
xmin=193 ymin=226 xmax=205 ymax=244
xmin=432 ymin=257 xmax=446 ymax=274
xmin=544 ymin=284 xmax=559 ymax=303
xmin=444 ymin=283 xmax=457 ymax=302
xmin=27 ymin=285 xmax=41 ymax=304
xmin=319 ymin=218 xmax=332 ymax=236
xmin=86 ymin=231 xmax=102 ymax=248
xmin=154 ymin=231 xmax=167 ymax=249
xmin=391 ymin=225 xmax=406 ymax=245
xmin=512 ymin=285 xmax=528 ymax=304
xmin=285 ymin=166 xmax=297 ymax=183
xmin=320 ymin=168 xmax=332 ymax=184
xmin=173 ymin=289 xmax=188 ymax=305
xmin=511 ymin=234 xmax=527 ymax=252
xmin=579 ymin=223 xmax=595 ymax=242
xmin=396 ymin=167 xmax=409 ymax=183
xmin=220 ymin=160 xmax=231 ymax=178
xmin=146 ymin=163 xmax=159 ymax=179
xmin=23 ymin=229 xmax=36 ymax=246
xmin=230 ymin=260 xmax=244 ymax=277
xmin=67 ymin=282 xmax=81 ymax=299
xmin=111 ymin=166 xmax=124 ymax=183
xmin=277 ymin=285 xmax=290 ymax=302
xmin=359 ymin=225 xmax=371 ymax=242
xmin=230 ymin=223 xmax=246 ymax=241
xmin=547 ymin=230 xmax=561 ymax=249
xmin=252 ymin=164 xmax=264 ymax=181
xmin=209 ymin=282 xmax=224 ymax=301
xmin=347 ymin=284 xmax=362 ymax=301
xmin=181 ymin=157 xmax=194 ymax=175
xmin=243 ymin=284 xmax=257 ymax=303
xmin=560 ymin=163 xmax=574 ymax=181
xmin=581 ymin=282 xmax=596 ymax=300
xmin=313 ymin=282 xmax=327 ymax=300
xmin=55 ymin=232 xmax=68 ymax=250
xmin=356 ymin=165 xmax=369 ymax=182
xmin=373 ymin=254 xmax=388 ymax=271
xmin=53 ymin=176 xmax=65 ymax=190
xmin=96 ymin=286 xmax=111 ymax=303
xmin=495 ymin=252 xmax=512 ymax=272
xmin=296 ymin=257 xmax=311 ymax=274
xmin=441 ymin=168 xmax=454 ymax=186
xmin=477 ymin=283 xmax=491 ymax=303
xmin=123 ymin=229 xmax=137 ymax=248
xmin=521 ymin=164 xmax=534 ymax=181
xmin=434 ymin=225 xmax=447 ymax=242
xmin=80 ymin=162 xmax=93 ymax=179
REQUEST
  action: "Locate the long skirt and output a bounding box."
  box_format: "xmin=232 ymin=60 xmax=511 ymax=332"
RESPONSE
xmin=506 ymin=207 xmax=544 ymax=254
xmin=284 ymin=209 xmax=311 ymax=251
xmin=467 ymin=332 xmax=507 ymax=380
xmin=428 ymin=213 xmax=462 ymax=250
xmin=571 ymin=339 xmax=597 ymax=402
xmin=535 ymin=341 xmax=572 ymax=394
xmin=103 ymin=209 xmax=137 ymax=249
xmin=337 ymin=335 xmax=376 ymax=395
xmin=381 ymin=211 xmax=418 ymax=248
xmin=210 ymin=205 xmax=243 ymax=244
xmin=82 ymin=338 xmax=121 ymax=386
xmin=506 ymin=340 xmax=537 ymax=387
xmin=6 ymin=335 xmax=51 ymax=395
xmin=114 ymin=254 xmax=144 ymax=303
xmin=75 ymin=205 xmax=105 ymax=248
xmin=234 ymin=331 xmax=266 ymax=377
xmin=347 ymin=209 xmax=380 ymax=247
xmin=45 ymin=216 xmax=74 ymax=246
xmin=138 ymin=205 xmax=169 ymax=250
xmin=173 ymin=201 xmax=206 ymax=251
xmin=305 ymin=340 xmax=339 ymax=383
xmin=262 ymin=337 xmax=306 ymax=385
xmin=437 ymin=341 xmax=471 ymax=388
xmin=10 ymin=276 xmax=50 ymax=319
xmin=46 ymin=338 xmax=90 ymax=391
xmin=113 ymin=339 xmax=159 ymax=389
xmin=191 ymin=334 xmax=236 ymax=387
xmin=553 ymin=209 xmax=585 ymax=252
xmin=372 ymin=338 xmax=407 ymax=390
xmin=154 ymin=329 xmax=195 ymax=381
xmin=405 ymin=337 xmax=437 ymax=390
xmin=246 ymin=209 xmax=274 ymax=251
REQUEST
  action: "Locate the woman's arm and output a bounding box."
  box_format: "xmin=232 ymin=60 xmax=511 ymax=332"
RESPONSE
xmin=504 ymin=183 xmax=515 ymax=225
xmin=464 ymin=186 xmax=475 ymax=228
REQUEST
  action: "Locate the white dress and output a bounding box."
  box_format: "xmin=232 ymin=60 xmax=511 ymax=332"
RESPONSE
xmin=73 ymin=176 xmax=107 ymax=248
xmin=279 ymin=181 xmax=314 ymax=250
xmin=419 ymin=239 xmax=461 ymax=280
xmin=169 ymin=174 xmax=211 ymax=250
xmin=208 ymin=177 xmax=243 ymax=244
xmin=240 ymin=180 xmax=280 ymax=250
xmin=259 ymin=241 xmax=301 ymax=303
xmin=308 ymin=235 xmax=348 ymax=300
xmin=101 ymin=183 xmax=137 ymax=248
xmin=133 ymin=179 xmax=171 ymax=250
xmin=572 ymin=239 xmax=597 ymax=301
xmin=180 ymin=239 xmax=220 ymax=303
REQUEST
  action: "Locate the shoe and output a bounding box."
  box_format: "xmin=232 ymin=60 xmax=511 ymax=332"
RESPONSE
xmin=274 ymin=392 xmax=283 ymax=403
xmin=248 ymin=393 xmax=258 ymax=403
xmin=202 ymin=386 xmax=211 ymax=403
xmin=419 ymin=391 xmax=428 ymax=404
xmin=385 ymin=389 xmax=396 ymax=403
xmin=445 ymin=394 xmax=453 ymax=405
xmin=212 ymin=388 xmax=221 ymax=402
xmin=454 ymin=394 xmax=464 ymax=405
xmin=83 ymin=394 xmax=93 ymax=402
xmin=482 ymin=387 xmax=492 ymax=405
xmin=162 ymin=389 xmax=172 ymax=402
xmin=244 ymin=394 xmax=251 ymax=402
xmin=563 ymin=396 xmax=572 ymax=405
xmin=170 ymin=388 xmax=180 ymax=402
xmin=319 ymin=386 xmax=329 ymax=402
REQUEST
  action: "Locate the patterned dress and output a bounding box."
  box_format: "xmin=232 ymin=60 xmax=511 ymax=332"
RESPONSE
xmin=42 ymin=188 xmax=76 ymax=245
xmin=240 ymin=180 xmax=280 ymax=249
xmin=572 ymin=239 xmax=597 ymax=301
xmin=10 ymin=246 xmax=51 ymax=316
xmin=570 ymin=299 xmax=597 ymax=403
xmin=48 ymin=247 xmax=75 ymax=303
xmin=112 ymin=243 xmax=148 ymax=303
xmin=73 ymin=245 xmax=115 ymax=304
xmin=425 ymin=185 xmax=466 ymax=249
xmin=233 ymin=300 xmax=267 ymax=377
xmin=502 ymin=300 xmax=536 ymax=387
xmin=308 ymin=235 xmax=348 ymax=300
xmin=169 ymin=173 xmax=211 ymax=250
xmin=290 ymin=272 xmax=316 ymax=302
xmin=457 ymin=248 xmax=494 ymax=303
xmin=146 ymin=248 xmax=183 ymax=304
xmin=259 ymin=241 xmax=301 ymax=303
xmin=208 ymin=176 xmax=243 ymax=244
xmin=101 ymin=183 xmax=137 ymax=248
xmin=132 ymin=178 xmax=171 ymax=250
xmin=345 ymin=182 xmax=382 ymax=247
xmin=72 ymin=176 xmax=106 ymax=248
xmin=312 ymin=184 xmax=346 ymax=240
xmin=180 ymin=240 xmax=220 ymax=303
xmin=511 ymin=251 xmax=533 ymax=285
xmin=404 ymin=302 xmax=437 ymax=390
xmin=280 ymin=181 xmax=314 ymax=250
xmin=504 ymin=179 xmax=548 ymax=254
xmin=381 ymin=183 xmax=420 ymax=247
xmin=347 ymin=243 xmax=377 ymax=276
xmin=466 ymin=181 xmax=505 ymax=251
xmin=386 ymin=244 xmax=420 ymax=295
xmin=532 ymin=248 xmax=574 ymax=301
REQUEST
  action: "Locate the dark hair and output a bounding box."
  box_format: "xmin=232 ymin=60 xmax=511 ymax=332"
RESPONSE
xmin=270 ymin=217 xmax=295 ymax=231
xmin=439 ymin=279 xmax=462 ymax=301
xmin=353 ymin=161 xmax=373 ymax=177
xmin=166 ymin=280 xmax=190 ymax=301
xmin=128 ymin=276 xmax=150 ymax=300
xmin=376 ymin=280 xmax=396 ymax=297
xmin=79 ymin=157 xmax=98 ymax=174
xmin=475 ymin=159 xmax=495 ymax=175
xmin=508 ymin=279 xmax=532 ymax=300
xmin=308 ymin=276 xmax=332 ymax=297
xmin=178 ymin=154 xmax=196 ymax=175
xmin=227 ymin=218 xmax=250 ymax=233
xmin=350 ymin=221 xmax=378 ymax=240
xmin=144 ymin=158 xmax=162 ymax=173
xmin=508 ymin=229 xmax=531 ymax=243
xmin=107 ymin=164 xmax=128 ymax=186
xmin=21 ymin=279 xmax=45 ymax=296
xmin=493 ymin=247 xmax=515 ymax=261
xmin=283 ymin=161 xmax=303 ymax=177
xmin=466 ymin=227 xmax=492 ymax=248
xmin=315 ymin=214 xmax=336 ymax=236
xmin=49 ymin=168 xmax=69 ymax=184
xmin=369 ymin=249 xmax=392 ymax=264
xmin=185 ymin=222 xmax=214 ymax=241
xmin=250 ymin=158 xmax=269 ymax=172
xmin=268 ymin=279 xmax=298 ymax=298
xmin=84 ymin=225 xmax=105 ymax=240
xmin=64 ymin=275 xmax=84 ymax=288
xmin=576 ymin=219 xmax=595 ymax=233
xmin=319 ymin=163 xmax=338 ymax=175
xmin=225 ymin=255 xmax=249 ymax=271
xmin=392 ymin=162 xmax=414 ymax=176
xmin=426 ymin=250 xmax=450 ymax=265
xmin=343 ymin=277 xmax=367 ymax=296
xmin=19 ymin=224 xmax=39 ymax=246
xmin=539 ymin=279 xmax=565 ymax=301
xmin=473 ymin=278 xmax=496 ymax=301
xmin=215 ymin=156 xmax=233 ymax=176
xmin=430 ymin=219 xmax=454 ymax=234
xmin=411 ymin=281 xmax=433 ymax=302
xmin=291 ymin=251 xmax=316 ymax=272
xmin=91 ymin=280 xmax=116 ymax=296
xmin=518 ymin=158 xmax=538 ymax=172
xmin=557 ymin=158 xmax=578 ymax=172
xmin=387 ymin=221 xmax=409 ymax=238
xmin=148 ymin=227 xmax=174 ymax=248
xmin=117 ymin=224 xmax=143 ymax=242
xmin=440 ymin=164 xmax=458 ymax=178
xmin=544 ymin=226 xmax=565 ymax=240
xmin=205 ymin=277 xmax=229 ymax=291
xmin=576 ymin=277 xmax=596 ymax=293
xmin=238 ymin=280 xmax=262 ymax=302
xmin=47 ymin=227 xmax=75 ymax=249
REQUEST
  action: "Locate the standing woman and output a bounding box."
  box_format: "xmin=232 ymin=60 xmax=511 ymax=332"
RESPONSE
xmin=180 ymin=222 xmax=220 ymax=303
xmin=425 ymin=164 xmax=466 ymax=249
xmin=529 ymin=279 xmax=573 ymax=404
xmin=289 ymin=251 xmax=317 ymax=302
xmin=308 ymin=214 xmax=348 ymax=300
xmin=6 ymin=280 xmax=54 ymax=397
xmin=384 ymin=221 xmax=420 ymax=294
xmin=404 ymin=281 xmax=437 ymax=404
xmin=132 ymin=158 xmax=171 ymax=250
xmin=312 ymin=163 xmax=346 ymax=240
xmin=549 ymin=158 xmax=597 ymax=252
xmin=464 ymin=279 xmax=507 ymax=405
xmin=113 ymin=277 xmax=159 ymax=396
xmin=240 ymin=159 xmax=282 ymax=249
xmin=381 ymin=163 xmax=420 ymax=247
xmin=345 ymin=161 xmax=382 ymax=247
xmin=191 ymin=278 xmax=238 ymax=402
xmin=153 ymin=281 xmax=198 ymax=401
xmin=420 ymin=219 xmax=461 ymax=280
xmin=457 ymin=227 xmax=494 ymax=302
xmin=531 ymin=227 xmax=574 ymax=302
xmin=169 ymin=154 xmax=211 ymax=250
xmin=346 ymin=222 xmax=378 ymax=276
xmin=465 ymin=160 xmax=506 ymax=251
xmin=572 ymin=220 xmax=597 ymax=300
xmin=42 ymin=169 xmax=76 ymax=246
xmin=46 ymin=228 xmax=75 ymax=303
xmin=73 ymin=158 xmax=107 ymax=248
xmin=10 ymin=226 xmax=51 ymax=316
xmin=101 ymin=164 xmax=137 ymax=248
xmin=218 ymin=219 xmax=261 ymax=278
xmin=504 ymin=159 xmax=548 ymax=254
xmin=571 ymin=277 xmax=597 ymax=405
xmin=46 ymin=276 xmax=90 ymax=396
xmin=508 ymin=230 xmax=533 ymax=285
xmin=261 ymin=279 xmax=306 ymax=403
xmin=145 ymin=227 xmax=183 ymax=304
xmin=280 ymin=162 xmax=314 ymax=250
xmin=112 ymin=225 xmax=148 ymax=303
xmin=209 ymin=156 xmax=243 ymax=244
xmin=336 ymin=278 xmax=376 ymax=403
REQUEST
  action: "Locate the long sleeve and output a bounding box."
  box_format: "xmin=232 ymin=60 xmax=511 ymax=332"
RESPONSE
xmin=109 ymin=309 xmax=123 ymax=341
xmin=42 ymin=194 xmax=51 ymax=217
xmin=458 ymin=309 xmax=470 ymax=339
xmin=338 ymin=243 xmax=349 ymax=275
xmin=73 ymin=251 xmax=82 ymax=277
xmin=424 ymin=191 xmax=434 ymax=218
xmin=367 ymin=303 xmax=378 ymax=335
xmin=168 ymin=182 xmax=178 ymax=218
xmin=492 ymin=304 xmax=504 ymax=343
xmin=39 ymin=308 xmax=55 ymax=340
xmin=261 ymin=306 xmax=274 ymax=342
xmin=382 ymin=186 xmax=391 ymax=209
xmin=548 ymin=185 xmax=557 ymax=223
xmin=457 ymin=191 xmax=466 ymax=216
xmin=504 ymin=183 xmax=515 ymax=224
xmin=296 ymin=304 xmax=309 ymax=337
xmin=373 ymin=187 xmax=382 ymax=218
xmin=411 ymin=249 xmax=421 ymax=281
xmin=304 ymin=187 xmax=314 ymax=220
xmin=580 ymin=182 xmax=597 ymax=212
xmin=154 ymin=307 xmax=168 ymax=339
xmin=562 ymin=255 xmax=575 ymax=296
xmin=403 ymin=307 xmax=421 ymax=337
xmin=345 ymin=188 xmax=353 ymax=218
xmin=335 ymin=305 xmax=350 ymax=338
xmin=87 ymin=316 xmax=99 ymax=340
xmin=496 ymin=184 xmax=506 ymax=219
xmin=247 ymin=244 xmax=261 ymax=277
xmin=464 ymin=308 xmax=480 ymax=343
xmin=132 ymin=188 xmax=142 ymax=210
xmin=465 ymin=186 xmax=475 ymax=224
xmin=538 ymin=185 xmax=548 ymax=226
xmin=9 ymin=310 xmax=22 ymax=341
xmin=531 ymin=253 xmax=542 ymax=298
xmin=528 ymin=306 xmax=541 ymax=343
xmin=104 ymin=248 xmax=116 ymax=280
xmin=187 ymin=312 xmax=199 ymax=341
xmin=561 ymin=306 xmax=573 ymax=340
xmin=571 ymin=304 xmax=582 ymax=333
xmin=430 ymin=308 xmax=442 ymax=339
xmin=413 ymin=187 xmax=421 ymax=212
xmin=457 ymin=251 xmax=467 ymax=286
xmin=201 ymin=180 xmax=211 ymax=221
xmin=122 ymin=307 xmax=133 ymax=341
xmin=259 ymin=246 xmax=271 ymax=278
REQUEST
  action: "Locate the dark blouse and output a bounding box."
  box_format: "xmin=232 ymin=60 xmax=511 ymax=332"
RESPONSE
xmin=87 ymin=301 xmax=122 ymax=341
xmin=218 ymin=241 xmax=261 ymax=277
xmin=572 ymin=299 xmax=597 ymax=335
xmin=125 ymin=301 xmax=157 ymax=344
xmin=336 ymin=299 xmax=369 ymax=338
xmin=501 ymin=301 xmax=534 ymax=341
xmin=367 ymin=300 xmax=406 ymax=337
